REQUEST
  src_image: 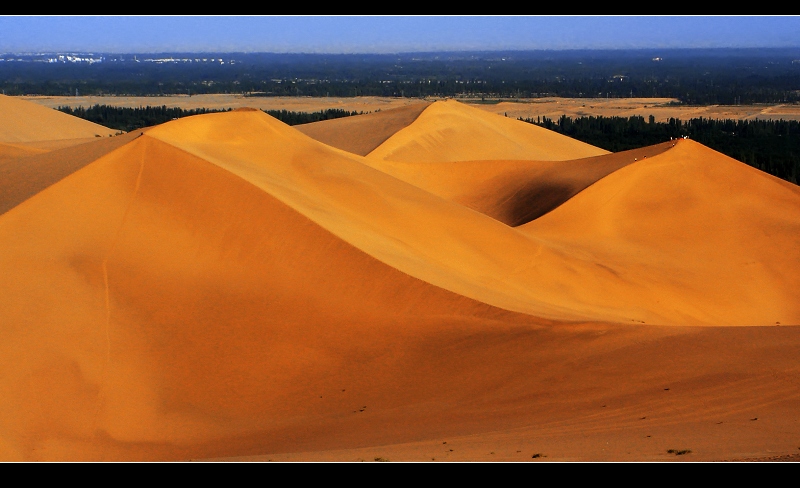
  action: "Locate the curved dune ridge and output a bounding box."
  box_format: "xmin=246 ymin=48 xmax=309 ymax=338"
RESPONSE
xmin=0 ymin=96 xmax=799 ymax=461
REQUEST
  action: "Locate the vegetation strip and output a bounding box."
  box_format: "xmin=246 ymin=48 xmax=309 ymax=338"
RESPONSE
xmin=56 ymin=104 xmax=365 ymax=132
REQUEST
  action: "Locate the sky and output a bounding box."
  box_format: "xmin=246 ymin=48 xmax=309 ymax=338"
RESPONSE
xmin=1 ymin=16 xmax=799 ymax=54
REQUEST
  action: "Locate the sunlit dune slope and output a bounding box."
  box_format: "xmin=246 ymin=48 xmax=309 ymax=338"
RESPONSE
xmin=0 ymin=132 xmax=546 ymax=461
xmin=0 ymin=94 xmax=117 ymax=142
xmin=295 ymin=102 xmax=431 ymax=156
xmin=0 ymin=130 xmax=143 ymax=215
xmin=146 ymin=110 xmax=799 ymax=326
xmin=366 ymin=99 xmax=609 ymax=162
xmin=364 ymin=142 xmax=673 ymax=226
xmin=521 ymin=138 xmax=800 ymax=325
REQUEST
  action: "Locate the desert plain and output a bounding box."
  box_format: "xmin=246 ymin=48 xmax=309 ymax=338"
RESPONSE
xmin=1 ymin=93 xmax=799 ymax=462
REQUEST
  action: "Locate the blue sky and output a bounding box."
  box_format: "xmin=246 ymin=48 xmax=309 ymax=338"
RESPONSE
xmin=1 ymin=16 xmax=799 ymax=54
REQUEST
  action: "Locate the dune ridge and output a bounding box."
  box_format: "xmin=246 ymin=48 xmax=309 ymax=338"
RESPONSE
xmin=0 ymin=95 xmax=798 ymax=461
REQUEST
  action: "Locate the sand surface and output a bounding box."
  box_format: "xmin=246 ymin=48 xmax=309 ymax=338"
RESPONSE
xmin=0 ymin=95 xmax=798 ymax=462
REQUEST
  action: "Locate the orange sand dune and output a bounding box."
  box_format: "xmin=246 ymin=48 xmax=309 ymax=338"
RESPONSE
xmin=0 ymin=94 xmax=117 ymax=143
xmin=361 ymin=142 xmax=674 ymax=226
xmin=520 ymin=138 xmax=800 ymax=326
xmin=366 ymin=99 xmax=609 ymax=162
xmin=295 ymin=102 xmax=431 ymax=156
xmin=1 ymin=133 xmax=797 ymax=461
xmin=144 ymin=110 xmax=666 ymax=324
xmin=146 ymin=108 xmax=799 ymax=326
xmin=0 ymin=132 xmax=547 ymax=461
xmin=0 ymin=99 xmax=799 ymax=462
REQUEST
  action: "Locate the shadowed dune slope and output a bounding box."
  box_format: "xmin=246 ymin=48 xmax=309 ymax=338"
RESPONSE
xmin=366 ymin=99 xmax=609 ymax=162
xmin=295 ymin=102 xmax=431 ymax=156
xmin=364 ymin=142 xmax=674 ymax=226
xmin=0 ymin=130 xmax=143 ymax=215
xmin=521 ymin=139 xmax=800 ymax=325
xmin=0 ymin=94 xmax=117 ymax=142
xmin=0 ymin=133 xmax=546 ymax=461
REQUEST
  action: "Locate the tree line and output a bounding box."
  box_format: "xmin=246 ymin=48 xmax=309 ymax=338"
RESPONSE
xmin=20 ymin=76 xmax=800 ymax=105
xmin=521 ymin=114 xmax=799 ymax=184
xmin=56 ymin=105 xmax=364 ymax=132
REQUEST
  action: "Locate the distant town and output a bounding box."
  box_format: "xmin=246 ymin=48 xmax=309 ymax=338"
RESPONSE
xmin=0 ymin=53 xmax=237 ymax=64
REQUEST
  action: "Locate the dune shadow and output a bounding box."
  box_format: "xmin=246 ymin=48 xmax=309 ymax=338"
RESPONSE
xmin=502 ymin=183 xmax=577 ymax=227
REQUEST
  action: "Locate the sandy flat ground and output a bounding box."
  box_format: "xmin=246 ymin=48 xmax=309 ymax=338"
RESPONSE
xmin=21 ymin=94 xmax=800 ymax=123
xmin=0 ymin=95 xmax=798 ymax=462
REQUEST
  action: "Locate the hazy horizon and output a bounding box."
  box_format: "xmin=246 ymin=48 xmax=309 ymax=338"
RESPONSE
xmin=1 ymin=16 xmax=799 ymax=55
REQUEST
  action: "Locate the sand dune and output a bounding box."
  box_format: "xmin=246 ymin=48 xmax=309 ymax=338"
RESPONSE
xmin=141 ymin=110 xmax=669 ymax=325
xmin=359 ymin=142 xmax=674 ymax=226
xmin=146 ymin=110 xmax=800 ymax=326
xmin=0 ymin=133 xmax=546 ymax=460
xmin=520 ymin=138 xmax=800 ymax=325
xmin=0 ymin=98 xmax=798 ymax=461
xmin=366 ymin=99 xmax=609 ymax=162
xmin=0 ymin=94 xmax=117 ymax=143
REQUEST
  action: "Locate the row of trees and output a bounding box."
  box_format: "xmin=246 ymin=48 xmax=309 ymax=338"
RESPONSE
xmin=56 ymin=105 xmax=364 ymax=132
xmin=263 ymin=108 xmax=365 ymax=125
xmin=18 ymin=77 xmax=800 ymax=104
xmin=522 ymin=115 xmax=799 ymax=184
xmin=57 ymin=105 xmax=231 ymax=132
